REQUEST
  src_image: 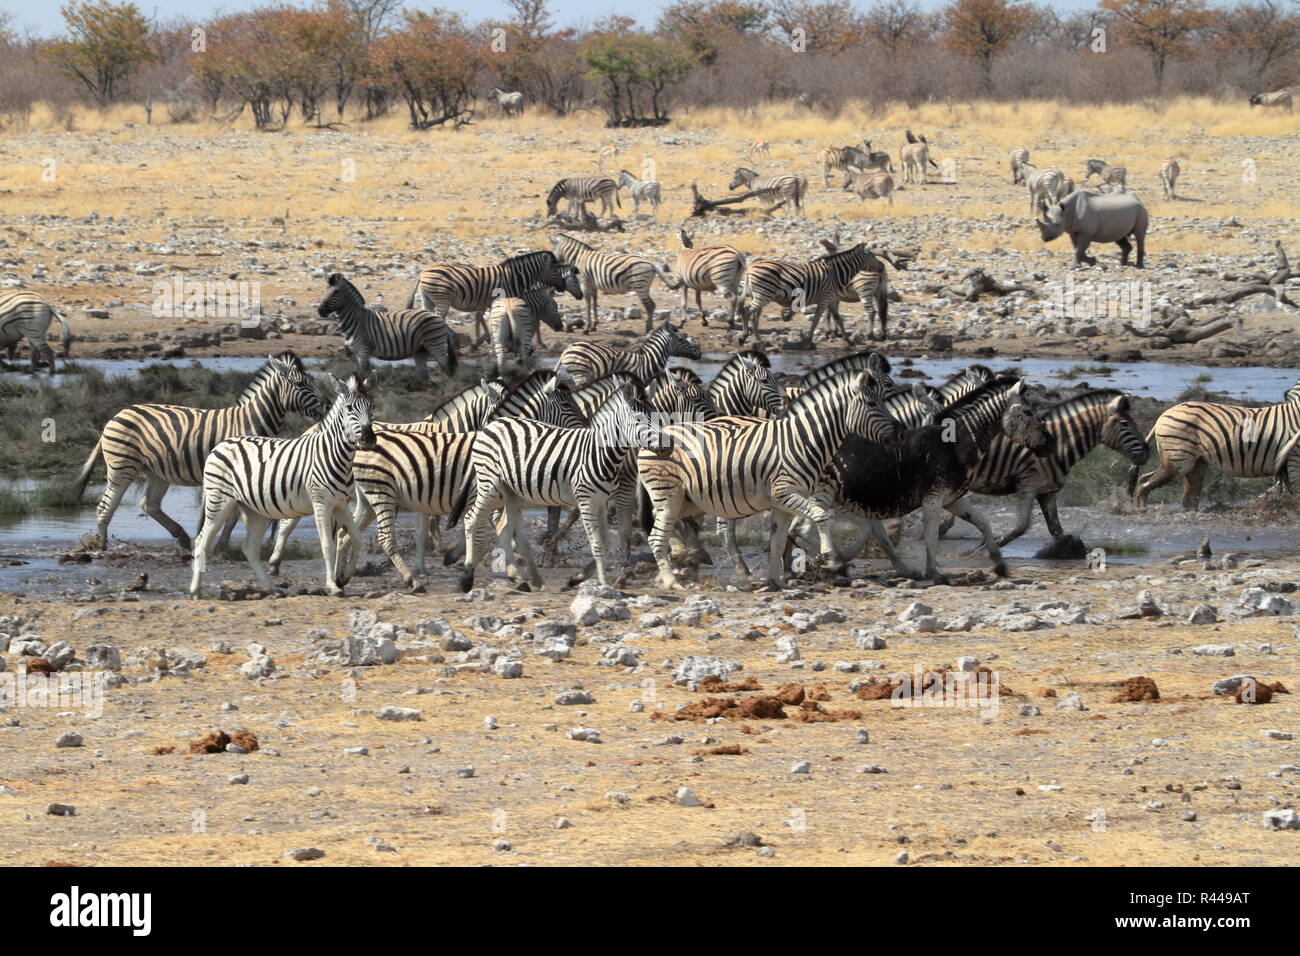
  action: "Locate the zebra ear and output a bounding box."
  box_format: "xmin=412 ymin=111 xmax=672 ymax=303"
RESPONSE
xmin=867 ymin=351 xmax=890 ymax=378
xmin=1111 ymin=394 xmax=1130 ymax=414
xmin=1009 ymin=380 xmax=1026 ymax=399
xmin=362 ymin=372 xmax=378 ymax=391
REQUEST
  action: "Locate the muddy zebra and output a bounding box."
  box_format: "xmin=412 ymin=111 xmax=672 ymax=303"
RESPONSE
xmin=550 ymin=232 xmax=659 ymax=332
xmin=72 ymin=352 xmax=324 ymax=551
xmin=0 ymin=291 xmax=71 ymax=374
xmin=637 ymin=358 xmax=896 ymax=587
xmin=190 ymin=374 xmax=376 ymax=597
xmin=410 ymin=249 xmax=579 ymax=346
xmin=557 ymin=320 xmax=700 ymax=387
xmin=659 ymin=229 xmax=746 ymax=328
xmin=946 ymin=390 xmax=1147 ymax=547
xmin=728 ymin=167 xmax=807 ymax=214
xmin=452 ymin=386 xmax=662 ymax=590
xmin=1009 ymin=147 xmax=1030 ymax=184
xmin=1160 ymin=159 xmax=1180 ymax=200
xmin=616 ymin=169 xmax=662 ymax=214
xmin=1132 ymin=389 xmax=1300 ymax=510
xmin=545 ymin=176 xmax=620 ymax=218
xmin=801 ymin=378 xmax=1052 ymax=582
xmin=319 ymin=273 xmax=455 ymax=380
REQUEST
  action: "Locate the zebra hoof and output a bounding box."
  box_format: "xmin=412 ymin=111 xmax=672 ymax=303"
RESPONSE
xmin=458 ymin=569 xmax=475 ymax=593
xmin=407 ymin=582 xmax=426 ymax=594
xmin=513 ymin=580 xmax=533 ymax=593
xmin=993 ymin=562 xmax=1009 ymax=578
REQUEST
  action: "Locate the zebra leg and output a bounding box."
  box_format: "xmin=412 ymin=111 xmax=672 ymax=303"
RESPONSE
xmin=648 ymin=486 xmax=686 ymax=589
xmin=337 ymin=493 xmax=377 ymax=587
xmin=268 ymin=517 xmax=300 ymax=575
xmin=190 ymin=496 xmax=237 ymax=596
xmin=579 ymin=496 xmax=612 ymax=587
xmin=355 ymin=351 xmax=372 ymax=380
xmin=859 ymin=518 xmax=922 ymax=578
xmin=1182 ymin=460 xmax=1208 ymax=511
xmin=499 ymin=497 xmax=524 ymax=581
xmin=764 ymin=509 xmax=796 ymax=588
xmin=415 ymin=515 xmax=433 ymax=575
xmin=332 ymin=501 xmax=363 ymax=592
xmin=140 ymin=475 xmax=191 ymax=550
xmin=93 ymin=470 xmax=136 ymax=551
xmin=989 ymin=487 xmax=1037 ymax=549
xmin=412 ymin=351 xmax=430 ymax=382
xmin=946 ymin=496 xmax=1007 ymax=577
xmin=639 ymin=289 xmax=656 ymax=333
xmin=240 ymin=512 xmax=275 ymax=593
xmin=458 ymin=487 xmax=495 ymax=592
xmin=721 ymin=518 xmax=751 ymax=578
xmin=1037 ymin=493 xmax=1067 ymax=540
xmin=310 ymin=499 xmax=344 ymax=596
xmin=1134 ymin=455 xmax=1181 ymax=508
xmin=920 ymin=493 xmax=951 ymax=583
xmin=214 ymin=511 xmax=240 ymax=552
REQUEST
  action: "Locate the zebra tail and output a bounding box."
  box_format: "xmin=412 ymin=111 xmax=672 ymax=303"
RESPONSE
xmin=446 ymin=468 xmax=475 ymax=528
xmin=71 ymin=438 xmax=103 ymax=502
xmin=446 ymin=329 xmax=459 ymax=376
xmin=57 ymin=312 xmax=73 ymax=357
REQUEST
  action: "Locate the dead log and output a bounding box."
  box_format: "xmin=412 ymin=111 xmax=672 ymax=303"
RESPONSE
xmin=690 ymin=183 xmax=760 ymax=218
xmin=1123 ymin=311 xmax=1235 ymax=344
xmin=924 ymin=267 xmax=1039 ymax=302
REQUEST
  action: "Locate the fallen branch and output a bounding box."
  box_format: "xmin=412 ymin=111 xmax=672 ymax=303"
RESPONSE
xmin=923 ymin=267 xmax=1039 ymax=302
xmin=690 ymin=182 xmax=760 ymax=218
xmin=1123 ymin=310 xmax=1236 ymax=344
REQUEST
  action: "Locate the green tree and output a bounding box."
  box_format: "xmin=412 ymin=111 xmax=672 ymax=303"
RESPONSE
xmin=47 ymin=0 xmax=156 ymax=104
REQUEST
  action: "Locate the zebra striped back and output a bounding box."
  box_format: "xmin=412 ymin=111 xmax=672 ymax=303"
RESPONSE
xmin=728 ymin=167 xmax=805 ymax=211
xmin=419 ymin=380 xmax=506 ymax=431
xmin=0 ymin=290 xmax=69 ymax=368
xmin=1146 ymin=396 xmax=1300 ymax=479
xmin=708 ymin=350 xmax=786 ymax=418
xmin=1285 ymin=376 xmax=1300 ymax=405
xmin=801 ymin=351 xmax=890 ymax=392
xmin=883 ymin=384 xmax=944 ymax=430
xmin=557 ymin=321 xmax=700 ymax=387
xmin=649 ymin=368 xmax=718 ymax=421
xmin=412 ymin=250 xmax=569 ymax=318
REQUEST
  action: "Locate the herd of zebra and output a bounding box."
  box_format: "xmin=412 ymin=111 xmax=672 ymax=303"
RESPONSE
xmin=61 ymin=311 xmax=1300 ymax=596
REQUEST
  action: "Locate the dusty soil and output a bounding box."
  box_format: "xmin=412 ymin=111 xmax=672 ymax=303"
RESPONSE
xmin=2 ymin=543 xmax=1298 ymax=867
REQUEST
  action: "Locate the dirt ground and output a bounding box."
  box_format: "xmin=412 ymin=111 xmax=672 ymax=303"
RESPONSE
xmin=2 ymin=543 xmax=1298 ymax=867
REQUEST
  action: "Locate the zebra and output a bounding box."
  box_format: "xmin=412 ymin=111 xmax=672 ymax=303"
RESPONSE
xmin=728 ymin=167 xmax=807 ymax=215
xmin=843 ymin=168 xmax=895 ymax=203
xmin=658 ymin=229 xmax=747 ymax=328
xmin=1084 ymin=159 xmax=1127 ymax=188
xmin=410 ymin=249 xmax=580 ymax=348
xmin=545 ymin=176 xmax=620 ymax=219
xmin=488 ymin=87 xmax=524 ymax=116
xmin=707 ymin=350 xmax=787 ymax=418
xmin=1161 ymin=159 xmax=1180 ymax=200
xmin=739 ymin=243 xmax=883 ymax=342
xmin=821 ymin=142 xmax=872 ymax=187
xmin=801 ymin=378 xmax=1052 ymax=582
xmin=190 ymin=374 xmax=376 ymax=597
xmin=318 ymin=273 xmax=455 ymax=381
xmin=934 ymin=364 xmax=995 ymax=404
xmin=945 ymin=390 xmax=1148 ymax=547
xmin=637 ymin=357 xmax=896 ymax=588
xmin=453 ymin=386 xmax=662 ymax=590
xmin=648 ymin=368 xmax=719 ymax=421
xmin=550 ymin=232 xmax=659 ymax=333
xmin=72 ymin=352 xmax=324 ymax=551
xmin=1250 ymin=88 xmax=1295 ymax=112
xmin=265 ymin=379 xmax=507 ymax=576
xmin=616 ymin=169 xmax=662 ymax=215
xmin=817 ymin=237 xmax=893 ymax=339
xmin=490 ymin=283 xmax=567 ymax=375
xmin=1009 ymin=147 xmax=1030 ymax=184
xmin=900 ymin=141 xmax=931 ymax=184
xmin=1132 ymin=391 xmax=1300 ymax=510
xmin=0 ymin=291 xmax=71 ymax=374
xmin=557 ymin=320 xmax=700 ymax=387
xmin=1025 ymin=165 xmax=1067 ymax=215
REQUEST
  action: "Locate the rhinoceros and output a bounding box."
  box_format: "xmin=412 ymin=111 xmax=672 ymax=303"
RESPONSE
xmin=1036 ymin=189 xmax=1148 ymax=268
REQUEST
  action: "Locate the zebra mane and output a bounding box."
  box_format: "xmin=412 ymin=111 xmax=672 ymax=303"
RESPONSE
xmin=553 ymin=233 xmax=593 ymax=251
xmin=327 ymin=273 xmax=366 ymax=307
xmin=783 ymin=366 xmax=868 ymax=416
xmin=499 ymin=249 xmax=557 ymax=268
xmin=802 ymin=351 xmax=888 ymax=388
xmin=425 ymin=381 xmax=502 ymax=422
xmin=495 ymin=369 xmax=558 ymax=406
xmin=1044 ymin=388 xmax=1126 ymax=423
xmin=734 ymin=348 xmax=771 ymax=368
xmin=937 ymin=375 xmax=1025 ymax=419
xmin=238 ymin=351 xmax=304 ymax=404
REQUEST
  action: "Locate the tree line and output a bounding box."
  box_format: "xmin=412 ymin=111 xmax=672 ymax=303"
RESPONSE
xmin=0 ymin=0 xmax=1297 ymax=129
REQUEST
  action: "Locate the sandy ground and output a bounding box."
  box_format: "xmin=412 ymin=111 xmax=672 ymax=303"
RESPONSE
xmin=2 ymin=537 xmax=1298 ymax=867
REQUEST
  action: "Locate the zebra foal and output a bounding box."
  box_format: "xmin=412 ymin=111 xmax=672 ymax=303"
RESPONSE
xmin=616 ymin=169 xmax=662 ymax=215
xmin=545 ymin=176 xmax=620 ymax=219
